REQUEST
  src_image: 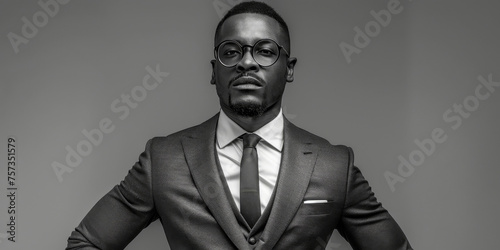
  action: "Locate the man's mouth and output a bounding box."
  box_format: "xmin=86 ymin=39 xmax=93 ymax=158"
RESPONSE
xmin=233 ymin=83 xmax=262 ymax=90
xmin=231 ymin=76 xmax=263 ymax=90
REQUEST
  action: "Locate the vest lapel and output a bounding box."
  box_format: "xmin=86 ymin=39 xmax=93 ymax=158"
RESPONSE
xmin=213 ymin=148 xmax=251 ymax=233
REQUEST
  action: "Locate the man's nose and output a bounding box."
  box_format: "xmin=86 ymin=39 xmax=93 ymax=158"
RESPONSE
xmin=236 ymin=49 xmax=259 ymax=72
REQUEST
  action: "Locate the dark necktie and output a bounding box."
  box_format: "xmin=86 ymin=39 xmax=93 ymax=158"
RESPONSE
xmin=240 ymin=133 xmax=262 ymax=228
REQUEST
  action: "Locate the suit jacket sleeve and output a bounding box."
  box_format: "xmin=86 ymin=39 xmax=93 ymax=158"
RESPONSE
xmin=337 ymin=147 xmax=413 ymax=250
xmin=66 ymin=139 xmax=158 ymax=250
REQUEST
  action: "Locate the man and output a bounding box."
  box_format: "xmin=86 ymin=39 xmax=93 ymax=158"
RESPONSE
xmin=67 ymin=2 xmax=412 ymax=249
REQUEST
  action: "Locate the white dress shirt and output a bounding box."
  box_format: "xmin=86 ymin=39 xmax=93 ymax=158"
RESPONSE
xmin=216 ymin=109 xmax=284 ymax=213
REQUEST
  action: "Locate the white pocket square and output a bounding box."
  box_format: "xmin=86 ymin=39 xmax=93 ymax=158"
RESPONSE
xmin=303 ymin=200 xmax=329 ymax=204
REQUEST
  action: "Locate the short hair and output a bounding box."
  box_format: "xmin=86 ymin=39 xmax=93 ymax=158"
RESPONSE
xmin=214 ymin=1 xmax=290 ymax=50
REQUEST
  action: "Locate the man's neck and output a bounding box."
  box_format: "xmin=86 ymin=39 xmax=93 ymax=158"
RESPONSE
xmin=220 ymin=102 xmax=281 ymax=132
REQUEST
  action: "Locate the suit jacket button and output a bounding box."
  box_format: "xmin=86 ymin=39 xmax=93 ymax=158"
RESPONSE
xmin=248 ymin=237 xmax=256 ymax=245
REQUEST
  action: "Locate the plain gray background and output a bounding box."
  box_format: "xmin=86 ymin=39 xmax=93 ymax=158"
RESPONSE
xmin=1 ymin=0 xmax=499 ymax=249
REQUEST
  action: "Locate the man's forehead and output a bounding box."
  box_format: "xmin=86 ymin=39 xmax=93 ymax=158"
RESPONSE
xmin=216 ymin=13 xmax=284 ymax=45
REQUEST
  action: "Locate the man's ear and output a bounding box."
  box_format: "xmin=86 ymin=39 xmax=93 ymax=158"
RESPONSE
xmin=210 ymin=60 xmax=216 ymax=85
xmin=285 ymin=57 xmax=297 ymax=82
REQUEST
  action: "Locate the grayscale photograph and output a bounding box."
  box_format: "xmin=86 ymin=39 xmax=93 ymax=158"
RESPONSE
xmin=0 ymin=1 xmax=499 ymax=249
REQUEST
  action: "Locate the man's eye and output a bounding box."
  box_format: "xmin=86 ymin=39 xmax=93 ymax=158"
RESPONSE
xmin=256 ymin=49 xmax=275 ymax=56
xmin=223 ymin=50 xmax=240 ymax=56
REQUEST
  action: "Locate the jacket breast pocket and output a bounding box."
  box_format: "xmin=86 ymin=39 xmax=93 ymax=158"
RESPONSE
xmin=299 ymin=201 xmax=336 ymax=216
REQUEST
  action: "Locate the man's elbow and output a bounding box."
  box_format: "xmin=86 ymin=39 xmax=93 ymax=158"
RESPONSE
xmin=66 ymin=229 xmax=100 ymax=250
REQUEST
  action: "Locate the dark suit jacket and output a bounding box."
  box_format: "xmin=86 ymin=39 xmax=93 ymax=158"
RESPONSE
xmin=66 ymin=114 xmax=412 ymax=250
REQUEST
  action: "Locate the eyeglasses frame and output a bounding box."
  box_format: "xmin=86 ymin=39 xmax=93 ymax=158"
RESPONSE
xmin=214 ymin=39 xmax=290 ymax=68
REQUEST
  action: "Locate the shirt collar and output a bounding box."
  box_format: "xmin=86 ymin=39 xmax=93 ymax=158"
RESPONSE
xmin=216 ymin=108 xmax=284 ymax=151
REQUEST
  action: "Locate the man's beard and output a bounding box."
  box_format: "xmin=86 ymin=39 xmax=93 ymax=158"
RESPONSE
xmin=226 ymin=73 xmax=267 ymax=117
xmin=229 ymin=96 xmax=266 ymax=117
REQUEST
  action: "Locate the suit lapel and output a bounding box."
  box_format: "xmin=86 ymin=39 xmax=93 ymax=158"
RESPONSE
xmin=260 ymin=118 xmax=319 ymax=248
xmin=181 ymin=114 xmax=249 ymax=250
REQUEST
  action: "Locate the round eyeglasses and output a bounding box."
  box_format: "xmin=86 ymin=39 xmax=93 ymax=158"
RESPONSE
xmin=214 ymin=39 xmax=289 ymax=68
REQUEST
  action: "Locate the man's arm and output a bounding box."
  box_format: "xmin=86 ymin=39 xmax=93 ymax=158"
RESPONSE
xmin=66 ymin=139 xmax=158 ymax=250
xmin=337 ymin=147 xmax=412 ymax=250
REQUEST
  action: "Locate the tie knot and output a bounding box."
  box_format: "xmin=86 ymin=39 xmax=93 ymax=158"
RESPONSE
xmin=242 ymin=133 xmax=261 ymax=148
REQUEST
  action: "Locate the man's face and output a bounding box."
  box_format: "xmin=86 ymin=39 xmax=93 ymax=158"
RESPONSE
xmin=211 ymin=13 xmax=296 ymax=117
